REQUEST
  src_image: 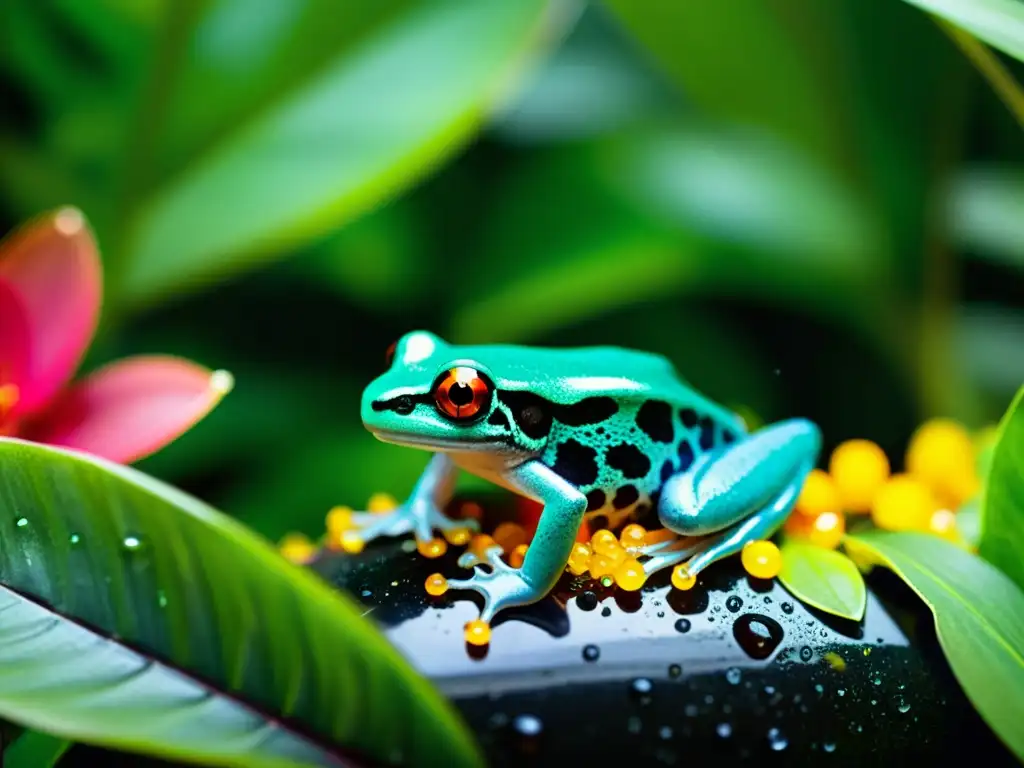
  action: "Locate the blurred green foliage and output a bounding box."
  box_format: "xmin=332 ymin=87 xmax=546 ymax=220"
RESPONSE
xmin=0 ymin=0 xmax=1022 ymax=546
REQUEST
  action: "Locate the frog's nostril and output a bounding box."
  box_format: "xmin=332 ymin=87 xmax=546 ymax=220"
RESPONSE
xmin=393 ymin=395 xmax=414 ymax=415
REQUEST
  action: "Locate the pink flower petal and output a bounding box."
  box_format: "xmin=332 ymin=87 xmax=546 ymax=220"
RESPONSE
xmin=22 ymin=356 xmax=233 ymax=464
xmin=0 ymin=279 xmax=30 ymax=395
xmin=0 ymin=207 xmax=102 ymax=414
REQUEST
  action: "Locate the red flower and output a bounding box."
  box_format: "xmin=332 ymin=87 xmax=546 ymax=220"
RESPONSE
xmin=0 ymin=207 xmax=231 ymax=463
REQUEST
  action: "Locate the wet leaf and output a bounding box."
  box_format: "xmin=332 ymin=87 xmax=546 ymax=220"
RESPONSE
xmin=980 ymin=384 xmax=1024 ymax=590
xmin=0 ymin=438 xmax=483 ymax=768
xmin=778 ymin=539 xmax=867 ymax=621
xmin=846 ymin=531 xmax=1024 ymax=762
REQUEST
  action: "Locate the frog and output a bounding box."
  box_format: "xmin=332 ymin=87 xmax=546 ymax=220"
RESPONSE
xmin=348 ymin=330 xmax=820 ymax=626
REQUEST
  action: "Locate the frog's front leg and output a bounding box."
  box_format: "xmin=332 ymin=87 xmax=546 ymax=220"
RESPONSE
xmin=448 ymin=460 xmax=587 ymax=623
xmin=348 ymin=453 xmax=478 ymax=546
xmin=647 ymin=419 xmax=821 ymax=580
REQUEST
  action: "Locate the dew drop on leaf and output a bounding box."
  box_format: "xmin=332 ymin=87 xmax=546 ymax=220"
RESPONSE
xmin=123 ymin=535 xmax=142 ymax=550
xmin=725 ymin=667 xmax=741 ymax=685
xmin=69 ymin=533 xmax=80 ymax=545
xmin=15 ymin=517 xmax=27 ymax=528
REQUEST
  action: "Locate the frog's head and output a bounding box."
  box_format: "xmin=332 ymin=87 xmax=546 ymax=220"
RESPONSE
xmin=361 ymin=331 xmax=514 ymax=453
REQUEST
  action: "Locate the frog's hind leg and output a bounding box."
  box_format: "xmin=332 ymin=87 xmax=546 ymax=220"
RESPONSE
xmin=647 ymin=419 xmax=820 ymax=581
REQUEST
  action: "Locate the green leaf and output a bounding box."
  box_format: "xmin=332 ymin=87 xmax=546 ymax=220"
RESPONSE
xmin=120 ymin=0 xmax=564 ymax=308
xmin=450 ymin=131 xmax=889 ymax=349
xmin=980 ymin=384 xmax=1024 ymax=590
xmin=898 ymin=0 xmax=1024 ymax=63
xmin=777 ymin=539 xmax=867 ymax=621
xmin=846 ymin=531 xmax=1024 ymax=762
xmin=600 ymin=0 xmax=847 ymax=167
xmin=949 ymin=166 xmax=1024 ymax=270
xmin=0 ymin=438 xmax=484 ymax=768
xmin=4 ymin=730 xmax=72 ymax=768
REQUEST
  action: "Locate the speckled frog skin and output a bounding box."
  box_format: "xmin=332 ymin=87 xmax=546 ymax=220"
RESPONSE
xmin=352 ymin=331 xmax=820 ymax=624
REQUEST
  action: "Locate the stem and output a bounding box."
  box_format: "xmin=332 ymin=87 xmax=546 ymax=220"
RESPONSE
xmin=939 ymin=20 xmax=1024 ymax=130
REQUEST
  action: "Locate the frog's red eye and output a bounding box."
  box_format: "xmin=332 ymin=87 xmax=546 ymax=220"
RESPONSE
xmin=384 ymin=340 xmax=398 ymax=368
xmin=433 ymin=367 xmax=492 ymax=421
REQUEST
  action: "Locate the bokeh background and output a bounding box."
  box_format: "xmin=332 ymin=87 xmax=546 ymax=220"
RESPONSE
xmin=1 ymin=0 xmax=1021 ymax=545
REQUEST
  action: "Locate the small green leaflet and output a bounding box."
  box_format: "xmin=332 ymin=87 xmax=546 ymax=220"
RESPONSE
xmin=980 ymin=384 xmax=1024 ymax=591
xmin=777 ymin=538 xmax=866 ymax=621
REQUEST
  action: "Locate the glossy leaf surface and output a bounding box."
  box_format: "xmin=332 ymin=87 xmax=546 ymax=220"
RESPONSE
xmin=0 ymin=438 xmax=483 ymax=768
xmin=778 ymin=539 xmax=867 ymax=621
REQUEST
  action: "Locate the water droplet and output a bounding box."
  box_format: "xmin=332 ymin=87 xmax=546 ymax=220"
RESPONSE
xmin=823 ymin=742 xmax=836 ymax=753
xmin=781 ymin=602 xmax=794 ymax=614
xmin=656 ymin=610 xmax=665 ymax=618
xmin=764 ymin=685 xmax=776 ymax=695
xmin=870 ymin=699 xmax=877 ymax=706
xmin=674 ymin=618 xmax=691 ymax=633
xmin=837 ymin=688 xmax=846 ymax=697
xmin=601 ymin=606 xmax=612 ymax=617
xmin=69 ymin=533 xmax=80 ymax=545
xmin=15 ymin=517 xmax=27 ymax=528
xmin=627 ymin=716 xmax=642 ymax=734
xmin=582 ymin=644 xmax=600 ymax=662
xmin=681 ymin=703 xmax=698 ymax=718
xmin=766 ymin=727 xmax=788 ymax=751
xmin=361 ymin=589 xmax=371 ymax=597
xmin=897 ymin=699 xmax=910 ymax=714
xmin=659 ymin=726 xmax=673 ymax=740
xmin=763 ymin=596 xmax=772 ymax=604
xmin=123 ymin=535 xmax=142 ymax=550
xmin=578 ymin=591 xmax=598 ymax=611
xmin=717 ymin=723 xmax=732 ymax=738
xmin=799 ymin=646 xmax=813 ymax=662
xmin=513 ymin=714 xmax=543 ymax=737
xmin=157 ymin=590 xmax=168 ymax=608
xmin=726 ymin=595 xmax=743 ymax=613
xmin=733 ymin=613 xmax=784 ymax=660
xmin=630 ymin=677 xmax=653 ymax=704
xmin=873 ymin=676 xmax=881 ymax=686
xmin=668 ymin=663 xmax=682 ymax=678
xmin=725 ymin=667 xmax=741 ymax=685
xmin=814 ymin=684 xmax=824 ymax=694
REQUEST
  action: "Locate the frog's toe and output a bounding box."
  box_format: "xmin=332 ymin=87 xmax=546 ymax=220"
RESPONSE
xmin=415 ymin=503 xmax=480 ymax=543
xmin=349 ymin=506 xmax=416 ymax=543
xmin=448 ymin=559 xmax=540 ymax=623
xmin=456 ymin=543 xmax=504 ymax=570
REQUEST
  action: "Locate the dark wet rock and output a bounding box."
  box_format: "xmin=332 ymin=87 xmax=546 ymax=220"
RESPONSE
xmin=309 ymin=493 xmax=1018 ymax=767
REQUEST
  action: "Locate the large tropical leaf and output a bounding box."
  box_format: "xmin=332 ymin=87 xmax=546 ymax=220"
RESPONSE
xmin=898 ymin=0 xmax=1024 ymax=63
xmin=980 ymin=383 xmax=1024 ymax=590
xmin=0 ymin=437 xmax=483 ymax=768
xmin=118 ymin=0 xmax=566 ymax=308
xmin=846 ymin=531 xmax=1024 ymax=762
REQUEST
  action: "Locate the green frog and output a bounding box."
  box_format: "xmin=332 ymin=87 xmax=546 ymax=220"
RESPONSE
xmin=349 ymin=331 xmax=820 ymax=626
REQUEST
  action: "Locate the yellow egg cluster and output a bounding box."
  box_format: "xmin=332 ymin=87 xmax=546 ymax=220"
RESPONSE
xmin=785 ymin=418 xmax=988 ymax=549
xmin=567 ymin=525 xmax=655 ymax=591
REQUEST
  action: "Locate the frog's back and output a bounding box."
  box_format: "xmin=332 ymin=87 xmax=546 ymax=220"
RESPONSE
xmin=463 ymin=341 xmax=735 ymax=423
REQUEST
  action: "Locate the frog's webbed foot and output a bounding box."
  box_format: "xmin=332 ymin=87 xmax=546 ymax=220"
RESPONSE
xmin=344 ymin=454 xmax=478 ymax=548
xmin=349 ymin=499 xmax=478 ymax=546
xmin=448 ymin=545 xmax=542 ymax=623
